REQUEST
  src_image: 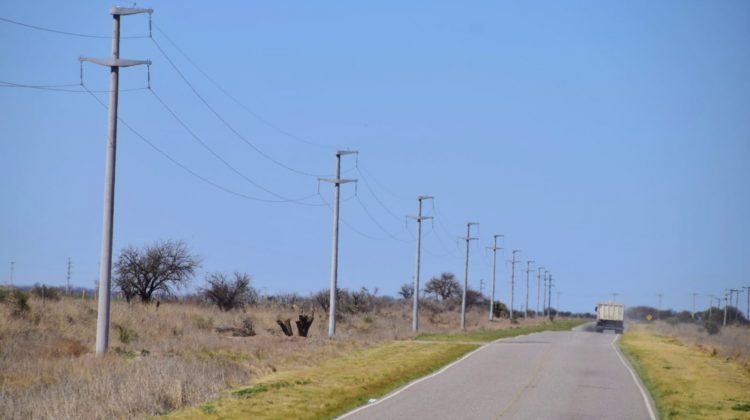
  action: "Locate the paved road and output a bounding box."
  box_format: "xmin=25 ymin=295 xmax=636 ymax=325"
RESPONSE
xmin=342 ymin=327 xmax=655 ymax=420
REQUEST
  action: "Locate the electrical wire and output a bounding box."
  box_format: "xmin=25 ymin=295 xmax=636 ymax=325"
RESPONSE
xmin=0 ymin=81 xmax=148 ymax=93
xmin=0 ymin=16 xmax=149 ymax=39
xmin=354 ymin=195 xmax=412 ymax=243
xmin=153 ymin=23 xmax=339 ymax=151
xmin=81 ymin=84 xmax=322 ymax=205
xmin=317 ymin=195 xmax=394 ymax=241
xmin=150 ymin=37 xmax=330 ymax=178
xmin=149 ymin=87 xmax=325 ymax=206
xmin=355 ymin=166 xmax=407 ymax=222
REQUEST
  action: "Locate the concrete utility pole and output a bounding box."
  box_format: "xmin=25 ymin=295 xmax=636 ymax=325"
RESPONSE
xmin=543 ymin=271 xmax=549 ymax=317
xmin=547 ymin=274 xmax=554 ymax=320
xmin=460 ymin=222 xmax=479 ymax=330
xmin=487 ymin=235 xmax=503 ymax=321
xmin=80 ymin=6 xmax=152 ymax=356
xmin=723 ymin=293 xmax=729 ymax=326
xmin=524 ymin=260 xmax=534 ymax=319
xmin=66 ymin=257 xmax=72 ymax=295
xmin=744 ymin=286 xmax=750 ymax=321
xmin=9 ymin=261 xmax=14 ymax=286
xmin=729 ymin=289 xmax=740 ymax=322
xmin=509 ymin=250 xmax=520 ymax=321
xmin=409 ymin=195 xmax=433 ymax=332
xmin=536 ymin=266 xmax=545 ymax=317
xmin=708 ymin=294 xmax=715 ymax=320
xmin=479 ymin=278 xmax=485 ymax=296
xmin=320 ymin=150 xmax=358 ymax=338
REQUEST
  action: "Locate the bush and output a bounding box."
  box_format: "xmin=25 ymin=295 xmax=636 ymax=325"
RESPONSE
xmin=114 ymin=323 xmax=138 ymax=344
xmin=6 ymin=289 xmax=30 ymax=316
xmin=30 ymin=284 xmax=62 ymax=301
xmin=703 ymin=321 xmax=720 ymax=335
xmin=492 ymin=301 xmax=508 ymax=318
xmin=202 ymin=272 xmax=258 ymax=311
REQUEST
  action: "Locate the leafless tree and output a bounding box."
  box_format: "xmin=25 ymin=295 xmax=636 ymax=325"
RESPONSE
xmin=424 ymin=272 xmax=460 ymax=300
xmin=203 ymin=272 xmax=258 ymax=311
xmin=398 ymin=283 xmax=414 ymax=300
xmin=114 ymin=240 xmax=200 ymax=303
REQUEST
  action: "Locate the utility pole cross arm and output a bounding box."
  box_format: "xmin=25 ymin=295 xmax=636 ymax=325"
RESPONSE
xmin=79 ymin=57 xmax=152 ymax=68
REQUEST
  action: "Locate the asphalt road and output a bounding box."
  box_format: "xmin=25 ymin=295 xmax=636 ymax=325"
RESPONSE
xmin=342 ymin=326 xmax=656 ymax=420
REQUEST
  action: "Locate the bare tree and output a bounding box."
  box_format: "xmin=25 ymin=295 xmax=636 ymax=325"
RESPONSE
xmin=424 ymin=272 xmax=460 ymax=300
xmin=114 ymin=240 xmax=200 ymax=303
xmin=398 ymin=283 xmax=414 ymax=300
xmin=203 ymin=272 xmax=258 ymax=311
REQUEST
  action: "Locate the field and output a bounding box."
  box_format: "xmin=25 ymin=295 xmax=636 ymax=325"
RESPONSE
xmin=620 ymin=323 xmax=750 ymax=419
xmin=0 ymin=294 xmax=572 ymax=419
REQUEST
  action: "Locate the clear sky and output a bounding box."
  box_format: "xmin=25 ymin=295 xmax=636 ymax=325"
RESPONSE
xmin=1 ymin=1 xmax=748 ymax=314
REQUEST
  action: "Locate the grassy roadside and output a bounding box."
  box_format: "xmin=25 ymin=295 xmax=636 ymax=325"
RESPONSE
xmin=620 ymin=326 xmax=750 ymax=419
xmin=416 ymin=319 xmax=587 ymax=343
xmin=166 ymin=340 xmax=477 ymax=419
xmin=167 ymin=319 xmax=585 ymax=419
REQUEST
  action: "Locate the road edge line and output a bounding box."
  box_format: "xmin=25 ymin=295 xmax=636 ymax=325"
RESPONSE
xmin=611 ymin=334 xmax=658 ymax=420
xmin=339 ymin=327 xmax=565 ymax=420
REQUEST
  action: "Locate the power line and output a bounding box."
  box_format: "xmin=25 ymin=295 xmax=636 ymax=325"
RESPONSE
xmin=149 ymin=88 xmax=324 ymax=206
xmin=152 ymin=23 xmax=339 ymax=151
xmin=0 ymin=80 xmax=148 ymax=93
xmin=354 ymin=195 xmax=411 ymax=242
xmin=0 ymin=15 xmax=150 ymax=39
xmin=150 ymin=37 xmax=329 ymax=178
xmin=355 ymin=166 xmax=407 ymax=223
xmin=82 ymin=84 xmax=321 ymax=205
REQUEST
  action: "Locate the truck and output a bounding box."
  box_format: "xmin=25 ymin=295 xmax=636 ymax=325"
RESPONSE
xmin=595 ymin=301 xmax=624 ymax=334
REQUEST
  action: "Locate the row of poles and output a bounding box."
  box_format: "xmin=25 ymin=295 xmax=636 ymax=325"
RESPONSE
xmin=86 ymin=7 xmax=562 ymax=353
xmin=326 ymin=158 xmax=559 ymax=337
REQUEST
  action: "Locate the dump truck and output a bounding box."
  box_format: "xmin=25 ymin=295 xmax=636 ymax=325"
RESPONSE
xmin=595 ymin=301 xmax=624 ymax=334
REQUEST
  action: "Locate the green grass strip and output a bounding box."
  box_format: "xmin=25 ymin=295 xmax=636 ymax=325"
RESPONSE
xmin=415 ymin=319 xmax=587 ymax=343
xmin=167 ymin=341 xmax=477 ymax=420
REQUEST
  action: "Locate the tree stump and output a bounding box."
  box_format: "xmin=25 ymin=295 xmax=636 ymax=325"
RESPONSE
xmin=276 ymin=319 xmax=294 ymax=336
xmin=295 ymin=312 xmax=314 ymax=337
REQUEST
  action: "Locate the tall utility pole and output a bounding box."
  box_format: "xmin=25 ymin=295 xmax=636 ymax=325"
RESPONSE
xmin=723 ymin=293 xmax=729 ymax=326
xmin=460 ymin=222 xmax=480 ymax=330
xmin=81 ymin=6 xmax=152 ymax=356
xmin=487 ymin=235 xmax=503 ymax=321
xmin=536 ymin=266 xmax=545 ymax=317
xmin=479 ymin=279 xmax=485 ymax=296
xmin=509 ymin=250 xmax=520 ymax=321
xmin=708 ymin=294 xmax=715 ymax=320
xmin=744 ymin=286 xmax=750 ymax=321
xmin=729 ymin=289 xmax=740 ymax=322
xmin=320 ymin=150 xmax=358 ymax=338
xmin=9 ymin=261 xmax=14 ymax=286
xmin=66 ymin=258 xmax=72 ymax=295
xmin=543 ymin=270 xmax=549 ymax=317
xmin=524 ymin=260 xmax=534 ymax=319
xmin=409 ymin=195 xmax=433 ymax=332
xmin=547 ymin=274 xmax=554 ymax=319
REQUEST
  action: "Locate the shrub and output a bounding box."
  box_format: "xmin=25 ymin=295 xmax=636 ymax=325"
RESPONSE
xmin=9 ymin=289 xmax=30 ymax=316
xmin=114 ymin=323 xmax=138 ymax=344
xmin=202 ymin=272 xmax=258 ymax=311
xmin=30 ymin=284 xmax=62 ymax=301
xmin=703 ymin=321 xmax=720 ymax=335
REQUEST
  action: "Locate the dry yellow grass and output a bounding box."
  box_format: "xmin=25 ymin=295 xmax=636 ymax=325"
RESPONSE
xmin=167 ymin=341 xmax=478 ymax=420
xmin=0 ymin=295 xmax=544 ymax=419
xmin=620 ymin=324 xmax=750 ymax=419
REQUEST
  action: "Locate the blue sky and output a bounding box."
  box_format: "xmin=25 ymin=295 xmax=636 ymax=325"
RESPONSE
xmin=1 ymin=1 xmax=748 ymax=313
